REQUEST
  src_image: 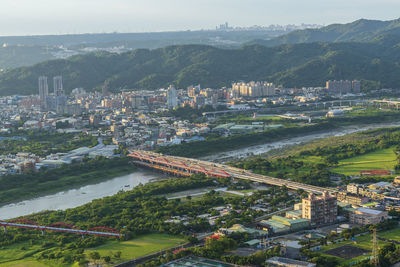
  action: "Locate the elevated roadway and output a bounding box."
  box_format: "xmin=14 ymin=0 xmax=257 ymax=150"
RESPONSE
xmin=0 ymin=219 xmax=121 ymax=237
xmin=129 ymin=150 xmax=335 ymax=194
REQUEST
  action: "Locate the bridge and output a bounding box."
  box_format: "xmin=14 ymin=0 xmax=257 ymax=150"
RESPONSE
xmin=129 ymin=150 xmax=335 ymax=194
xmin=0 ymin=219 xmax=121 ymax=237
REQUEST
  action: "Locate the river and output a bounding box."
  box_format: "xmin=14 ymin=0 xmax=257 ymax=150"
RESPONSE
xmin=202 ymin=122 xmax=400 ymax=162
xmin=1 ymin=121 xmax=400 ymax=219
xmin=0 ymin=169 xmax=166 ymax=220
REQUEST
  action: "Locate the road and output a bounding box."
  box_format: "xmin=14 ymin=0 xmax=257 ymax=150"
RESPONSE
xmin=129 ymin=150 xmax=335 ymax=194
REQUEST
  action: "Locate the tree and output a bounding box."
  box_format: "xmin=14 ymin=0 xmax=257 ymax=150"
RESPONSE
xmin=103 ymin=255 xmax=111 ymax=263
xmin=89 ymin=251 xmax=101 ymax=264
xmin=114 ymin=251 xmax=122 ymax=259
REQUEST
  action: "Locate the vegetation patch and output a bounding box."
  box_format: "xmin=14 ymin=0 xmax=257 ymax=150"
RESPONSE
xmin=86 ymin=234 xmax=185 ymax=264
xmin=0 ymin=157 xmax=136 ymax=205
xmin=332 ymin=146 xmax=397 ymax=176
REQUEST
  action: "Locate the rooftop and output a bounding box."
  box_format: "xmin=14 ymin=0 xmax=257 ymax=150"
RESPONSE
xmin=165 ymin=256 xmax=236 ymax=267
xmin=356 ymin=207 xmax=384 ymax=216
xmin=266 ymin=256 xmax=316 ymax=267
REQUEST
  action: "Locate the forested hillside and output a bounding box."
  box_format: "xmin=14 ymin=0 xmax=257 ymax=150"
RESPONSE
xmin=1 ymin=37 xmax=400 ymax=95
xmin=249 ymin=18 xmax=400 ymax=46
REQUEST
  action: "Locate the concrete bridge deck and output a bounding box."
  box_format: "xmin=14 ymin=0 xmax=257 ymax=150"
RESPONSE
xmin=129 ymin=150 xmax=334 ymax=194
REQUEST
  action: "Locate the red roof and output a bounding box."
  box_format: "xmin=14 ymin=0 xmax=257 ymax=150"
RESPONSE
xmin=360 ymin=169 xmax=391 ymax=176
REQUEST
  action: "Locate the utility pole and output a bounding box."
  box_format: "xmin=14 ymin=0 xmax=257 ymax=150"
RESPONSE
xmin=372 ymin=228 xmax=379 ymax=267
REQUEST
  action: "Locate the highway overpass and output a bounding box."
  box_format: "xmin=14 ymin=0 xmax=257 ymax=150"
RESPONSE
xmin=128 ymin=150 xmax=335 ymax=194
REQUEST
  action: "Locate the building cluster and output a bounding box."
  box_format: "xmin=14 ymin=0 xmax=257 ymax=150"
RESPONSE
xmin=215 ymin=22 xmax=322 ymax=32
xmin=0 ymin=138 xmax=118 ymax=176
xmin=332 ymin=179 xmax=400 ymax=225
xmin=342 ymin=180 xmax=400 ymax=203
xmin=325 ymin=80 xmax=361 ymax=95
xmin=39 ymin=76 xmax=76 ymax=114
xmin=231 ymin=81 xmax=275 ymax=98
xmin=0 ymin=75 xmax=366 ymax=177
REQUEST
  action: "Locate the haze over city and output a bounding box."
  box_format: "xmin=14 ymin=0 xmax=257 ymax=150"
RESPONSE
xmin=0 ymin=0 xmax=399 ymax=35
xmin=2 ymin=1 xmax=400 ymax=266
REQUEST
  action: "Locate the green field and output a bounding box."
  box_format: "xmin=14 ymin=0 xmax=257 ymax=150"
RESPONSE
xmin=331 ymin=147 xmax=397 ymax=176
xmin=0 ymin=234 xmax=185 ymax=267
xmin=320 ymin=227 xmax=400 ymax=265
xmin=86 ymin=233 xmax=185 ymax=264
xmin=0 ymin=241 xmax=62 ymax=267
xmin=1 ymin=260 xmax=49 ymax=267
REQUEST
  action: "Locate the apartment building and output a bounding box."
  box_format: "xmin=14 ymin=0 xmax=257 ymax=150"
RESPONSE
xmin=302 ymin=191 xmax=337 ymax=225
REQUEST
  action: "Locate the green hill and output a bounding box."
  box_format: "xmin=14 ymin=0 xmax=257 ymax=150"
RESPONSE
xmin=249 ymin=18 xmax=400 ymax=46
xmin=1 ymin=39 xmax=400 ymax=95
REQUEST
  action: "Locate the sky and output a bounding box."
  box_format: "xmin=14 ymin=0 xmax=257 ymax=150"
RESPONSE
xmin=0 ymin=0 xmax=399 ymax=36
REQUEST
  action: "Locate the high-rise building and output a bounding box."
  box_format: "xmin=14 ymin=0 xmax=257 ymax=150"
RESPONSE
xmin=187 ymin=84 xmax=201 ymax=97
xmin=194 ymin=95 xmax=206 ymax=108
xmin=302 ymin=191 xmax=337 ymax=225
xmin=38 ymin=76 xmax=49 ymax=110
xmin=188 ymin=86 xmax=196 ymax=97
xmin=131 ymin=95 xmax=143 ymax=109
xmin=326 ymin=80 xmax=360 ymax=94
xmin=231 ymin=81 xmax=275 ymax=98
xmin=102 ymin=83 xmax=109 ymax=96
xmin=53 ymin=76 xmax=64 ymax=96
xmin=352 ymin=80 xmax=361 ymax=93
xmin=167 ymin=85 xmax=178 ymax=109
xmin=211 ymin=93 xmax=218 ymax=108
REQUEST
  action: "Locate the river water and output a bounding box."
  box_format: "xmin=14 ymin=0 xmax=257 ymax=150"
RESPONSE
xmin=0 ymin=170 xmax=165 ymax=220
xmin=202 ymin=122 xmax=400 ymax=162
xmin=1 ymin=121 xmax=400 ymax=220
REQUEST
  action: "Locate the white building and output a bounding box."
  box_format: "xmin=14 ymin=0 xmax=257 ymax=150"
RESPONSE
xmin=167 ymin=85 xmax=178 ymax=109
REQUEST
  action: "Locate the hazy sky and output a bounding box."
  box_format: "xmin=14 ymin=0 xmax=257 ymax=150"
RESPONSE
xmin=0 ymin=0 xmax=399 ymax=36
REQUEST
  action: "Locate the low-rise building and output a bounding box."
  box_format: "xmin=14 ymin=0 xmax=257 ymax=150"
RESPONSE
xmin=337 ymin=192 xmax=369 ymax=206
xmin=266 ymin=256 xmax=316 ymax=267
xmin=349 ymin=207 xmax=388 ymax=225
xmin=361 ymin=170 xmax=392 ymax=176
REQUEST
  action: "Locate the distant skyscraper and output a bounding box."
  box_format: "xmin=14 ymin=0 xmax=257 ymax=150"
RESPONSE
xmin=38 ymin=76 xmax=49 ymax=110
xmin=167 ymin=85 xmax=178 ymax=109
xmin=352 ymin=80 xmax=361 ymax=93
xmin=53 ymin=76 xmax=64 ymax=96
xmin=102 ymin=83 xmax=109 ymax=96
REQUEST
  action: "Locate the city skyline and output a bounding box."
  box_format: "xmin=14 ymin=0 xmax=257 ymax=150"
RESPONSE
xmin=0 ymin=0 xmax=399 ymax=36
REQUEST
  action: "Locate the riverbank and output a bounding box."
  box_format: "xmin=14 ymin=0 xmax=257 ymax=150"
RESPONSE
xmin=0 ymin=157 xmax=136 ymax=207
xmin=3 ymin=116 xmax=400 ymax=219
xmin=157 ymin=111 xmax=400 ymax=158
xmin=204 ymin=121 xmax=400 ymax=162
xmin=157 ymin=122 xmax=335 ymax=158
xmin=0 ymin=169 xmax=165 ymax=220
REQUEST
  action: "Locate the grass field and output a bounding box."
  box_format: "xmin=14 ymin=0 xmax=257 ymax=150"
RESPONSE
xmin=0 ymin=241 xmax=67 ymax=267
xmin=86 ymin=233 xmax=185 ymax=264
xmin=331 ymin=147 xmax=397 ymax=176
xmin=0 ymin=234 xmax=184 ymax=267
xmin=1 ymin=260 xmax=49 ymax=267
xmin=320 ymin=227 xmax=400 ymax=265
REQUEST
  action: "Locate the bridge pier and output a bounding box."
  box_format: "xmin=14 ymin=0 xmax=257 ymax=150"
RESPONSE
xmin=3 ymin=226 xmax=6 ymax=233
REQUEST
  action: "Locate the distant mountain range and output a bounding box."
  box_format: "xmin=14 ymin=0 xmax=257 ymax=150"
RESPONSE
xmin=0 ymin=18 xmax=400 ymax=96
xmin=248 ymin=18 xmax=400 ymax=46
xmin=0 ymin=30 xmax=288 ymax=69
xmin=1 ymin=40 xmax=400 ymax=95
